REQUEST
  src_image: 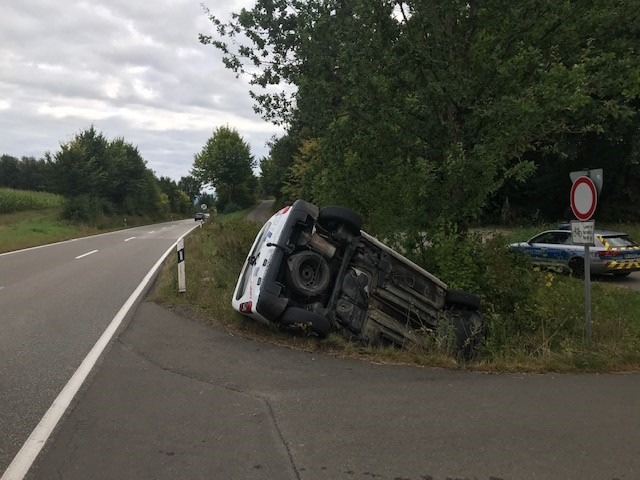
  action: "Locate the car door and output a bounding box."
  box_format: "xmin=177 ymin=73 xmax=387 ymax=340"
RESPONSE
xmin=527 ymin=231 xmax=573 ymax=272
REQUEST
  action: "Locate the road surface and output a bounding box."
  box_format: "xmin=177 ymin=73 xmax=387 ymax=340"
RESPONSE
xmin=24 ymin=302 xmax=640 ymax=480
xmin=0 ymin=220 xmax=198 ymax=475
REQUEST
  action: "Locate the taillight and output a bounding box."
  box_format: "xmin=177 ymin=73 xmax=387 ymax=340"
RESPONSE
xmin=239 ymin=301 xmax=252 ymax=313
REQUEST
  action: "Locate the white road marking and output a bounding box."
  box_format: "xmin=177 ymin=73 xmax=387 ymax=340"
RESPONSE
xmin=124 ymin=237 xmax=136 ymax=242
xmin=74 ymin=250 xmax=98 ymax=259
xmin=0 ymin=233 xmax=192 ymax=480
xmin=148 ymin=231 xmax=156 ymax=234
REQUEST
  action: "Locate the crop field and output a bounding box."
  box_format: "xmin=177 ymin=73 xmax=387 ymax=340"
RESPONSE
xmin=0 ymin=188 xmax=64 ymax=214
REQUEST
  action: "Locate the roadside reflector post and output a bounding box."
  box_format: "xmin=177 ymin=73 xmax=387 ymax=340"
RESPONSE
xmin=177 ymin=238 xmax=186 ymax=293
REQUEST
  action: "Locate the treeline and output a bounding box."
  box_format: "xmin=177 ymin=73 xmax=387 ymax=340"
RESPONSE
xmin=204 ymin=0 xmax=640 ymax=237
xmin=1 ymin=127 xmax=202 ymax=222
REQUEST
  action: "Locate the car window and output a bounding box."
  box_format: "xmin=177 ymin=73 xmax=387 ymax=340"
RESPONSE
xmin=530 ymin=232 xmax=571 ymax=245
xmin=235 ymin=222 xmax=272 ymax=301
xmin=601 ymin=235 xmax=637 ymax=248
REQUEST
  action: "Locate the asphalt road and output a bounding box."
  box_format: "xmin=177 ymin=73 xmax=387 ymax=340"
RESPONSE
xmin=0 ymin=220 xmax=198 ymax=475
xmin=25 ymin=302 xmax=640 ymax=480
xmin=3 ymin=209 xmax=639 ymax=480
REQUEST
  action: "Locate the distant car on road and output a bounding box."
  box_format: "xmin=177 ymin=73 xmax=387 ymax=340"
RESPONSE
xmin=195 ymin=212 xmax=205 ymax=221
xmin=232 ymin=199 xmax=484 ymax=357
xmin=509 ymin=226 xmax=640 ymax=277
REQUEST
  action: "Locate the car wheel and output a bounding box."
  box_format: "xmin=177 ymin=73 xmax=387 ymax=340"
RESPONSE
xmin=613 ymin=271 xmax=631 ymax=277
xmin=317 ymin=205 xmax=362 ymax=237
xmin=445 ymin=290 xmax=481 ymax=310
xmin=448 ymin=309 xmax=485 ymax=360
xmin=285 ymin=251 xmax=331 ymax=297
xmin=568 ymin=257 xmax=585 ymax=279
xmin=280 ymin=307 xmax=331 ymax=338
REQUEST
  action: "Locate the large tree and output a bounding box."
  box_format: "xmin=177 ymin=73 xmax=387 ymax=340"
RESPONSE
xmin=203 ymin=0 xmax=640 ymax=234
xmin=51 ymin=126 xmax=164 ymax=219
xmin=191 ymin=126 xmax=257 ymax=208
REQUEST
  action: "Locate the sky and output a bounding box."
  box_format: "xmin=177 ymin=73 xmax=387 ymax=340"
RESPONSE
xmin=0 ymin=0 xmax=285 ymax=182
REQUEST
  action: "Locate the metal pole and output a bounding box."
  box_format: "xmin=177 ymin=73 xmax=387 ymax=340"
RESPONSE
xmin=584 ymin=244 xmax=591 ymax=342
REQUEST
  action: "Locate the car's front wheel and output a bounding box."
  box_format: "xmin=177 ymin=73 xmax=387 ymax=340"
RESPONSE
xmin=447 ymin=309 xmax=485 ymax=360
xmin=569 ymin=257 xmax=585 ymax=279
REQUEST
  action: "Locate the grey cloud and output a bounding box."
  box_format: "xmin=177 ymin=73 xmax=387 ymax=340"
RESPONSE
xmin=0 ymin=0 xmax=284 ymax=181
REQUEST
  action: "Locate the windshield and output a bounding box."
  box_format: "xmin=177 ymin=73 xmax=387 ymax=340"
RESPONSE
xmin=602 ymin=235 xmax=638 ymax=248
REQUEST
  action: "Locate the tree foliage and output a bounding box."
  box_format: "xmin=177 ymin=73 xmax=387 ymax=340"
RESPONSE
xmin=192 ymin=126 xmax=258 ymax=209
xmin=203 ymin=0 xmax=640 ymax=236
xmin=50 ymin=126 xmax=165 ymax=220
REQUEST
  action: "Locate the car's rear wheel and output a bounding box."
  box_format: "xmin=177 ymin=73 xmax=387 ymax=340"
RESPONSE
xmin=613 ymin=271 xmax=631 ymax=277
xmin=280 ymin=307 xmax=331 ymax=338
xmin=285 ymin=251 xmax=331 ymax=297
xmin=569 ymin=257 xmax=585 ymax=278
xmin=317 ymin=205 xmax=362 ymax=237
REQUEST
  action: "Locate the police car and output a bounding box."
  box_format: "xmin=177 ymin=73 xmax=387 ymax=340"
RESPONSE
xmin=509 ymin=226 xmax=640 ymax=277
xmin=232 ymin=199 xmax=484 ymax=356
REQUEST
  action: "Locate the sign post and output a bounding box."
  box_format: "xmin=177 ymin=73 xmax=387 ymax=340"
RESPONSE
xmin=177 ymin=238 xmax=186 ymax=293
xmin=569 ymin=174 xmax=599 ymax=342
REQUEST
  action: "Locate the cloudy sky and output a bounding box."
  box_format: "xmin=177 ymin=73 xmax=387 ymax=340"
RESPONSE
xmin=0 ymin=0 xmax=285 ymax=181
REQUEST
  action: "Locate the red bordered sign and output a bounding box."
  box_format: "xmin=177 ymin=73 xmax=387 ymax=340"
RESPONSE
xmin=570 ymin=176 xmax=597 ymax=221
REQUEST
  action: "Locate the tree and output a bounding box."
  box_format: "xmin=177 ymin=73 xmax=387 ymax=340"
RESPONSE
xmin=191 ymin=126 xmax=257 ymax=208
xmin=203 ymin=0 xmax=640 ymax=233
xmin=50 ymin=126 xmax=165 ymax=220
xmin=178 ymin=175 xmax=202 ymax=204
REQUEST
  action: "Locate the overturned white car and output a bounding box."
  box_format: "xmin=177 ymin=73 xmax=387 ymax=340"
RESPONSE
xmin=232 ymin=200 xmax=484 ymax=356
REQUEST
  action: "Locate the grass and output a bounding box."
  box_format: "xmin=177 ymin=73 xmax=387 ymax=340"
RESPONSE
xmin=0 ymin=209 xmax=104 ymax=253
xmin=150 ymin=215 xmax=640 ymax=373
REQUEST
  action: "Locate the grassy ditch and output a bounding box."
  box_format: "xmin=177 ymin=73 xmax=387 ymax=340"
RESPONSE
xmin=151 ymin=217 xmax=640 ymax=373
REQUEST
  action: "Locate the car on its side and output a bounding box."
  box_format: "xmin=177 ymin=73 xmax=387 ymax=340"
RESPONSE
xmin=195 ymin=212 xmax=205 ymax=221
xmin=509 ymin=227 xmax=640 ymax=277
xmin=232 ymin=199 xmax=484 ymax=357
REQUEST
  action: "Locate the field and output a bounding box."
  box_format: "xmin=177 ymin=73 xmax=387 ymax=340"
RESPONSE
xmin=0 ymin=187 xmax=64 ymax=214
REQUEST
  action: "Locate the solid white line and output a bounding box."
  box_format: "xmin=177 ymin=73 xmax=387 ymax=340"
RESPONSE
xmin=0 ymin=227 xmax=198 ymax=480
xmin=75 ymin=250 xmax=98 ymax=259
xmin=124 ymin=237 xmax=136 ymax=242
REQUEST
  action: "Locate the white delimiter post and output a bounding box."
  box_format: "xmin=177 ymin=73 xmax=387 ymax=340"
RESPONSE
xmin=177 ymin=238 xmax=186 ymax=293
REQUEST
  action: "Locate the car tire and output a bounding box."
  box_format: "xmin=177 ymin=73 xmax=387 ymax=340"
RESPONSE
xmin=568 ymin=257 xmax=585 ymax=279
xmin=285 ymin=251 xmax=331 ymax=297
xmin=280 ymin=307 xmax=331 ymax=338
xmin=445 ymin=290 xmax=481 ymax=310
xmin=450 ymin=309 xmax=485 ymax=360
xmin=317 ymin=205 xmax=362 ymax=237
xmin=613 ymin=271 xmax=631 ymax=277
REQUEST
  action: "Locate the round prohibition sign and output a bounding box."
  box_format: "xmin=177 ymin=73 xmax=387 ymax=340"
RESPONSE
xmin=570 ymin=176 xmax=597 ymax=221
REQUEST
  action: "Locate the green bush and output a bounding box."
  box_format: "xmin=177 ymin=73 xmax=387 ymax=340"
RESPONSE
xmin=222 ymin=202 xmax=243 ymax=214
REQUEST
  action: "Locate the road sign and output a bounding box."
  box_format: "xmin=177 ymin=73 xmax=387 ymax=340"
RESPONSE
xmin=570 ymin=176 xmax=597 ymax=221
xmin=570 ymin=168 xmax=603 ymax=196
xmin=201 ymin=204 xmax=208 ymax=211
xmin=571 ymin=220 xmax=595 ymax=245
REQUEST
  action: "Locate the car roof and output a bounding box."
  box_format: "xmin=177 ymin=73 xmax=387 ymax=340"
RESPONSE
xmin=555 ymin=224 xmax=628 ymax=237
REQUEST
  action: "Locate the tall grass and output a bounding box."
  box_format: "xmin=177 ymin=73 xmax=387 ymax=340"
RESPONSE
xmin=0 ymin=188 xmax=64 ymax=214
xmin=151 ymin=217 xmax=640 ymax=372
